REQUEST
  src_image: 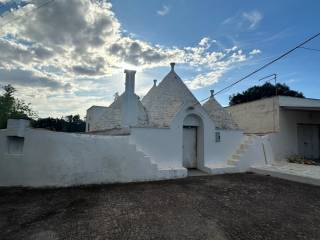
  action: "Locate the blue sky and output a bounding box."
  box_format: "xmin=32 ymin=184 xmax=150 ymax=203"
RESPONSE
xmin=112 ymin=0 xmax=320 ymax=103
xmin=0 ymin=0 xmax=319 ymax=117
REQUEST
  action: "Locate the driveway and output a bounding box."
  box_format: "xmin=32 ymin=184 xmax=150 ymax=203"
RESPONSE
xmin=0 ymin=173 xmax=320 ymax=240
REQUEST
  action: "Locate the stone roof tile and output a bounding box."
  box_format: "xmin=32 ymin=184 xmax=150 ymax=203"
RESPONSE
xmin=203 ymin=97 xmax=239 ymax=130
xmin=142 ymin=70 xmax=199 ymax=127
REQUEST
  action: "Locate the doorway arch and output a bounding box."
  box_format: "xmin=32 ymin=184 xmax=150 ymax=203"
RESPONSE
xmin=182 ymin=114 xmax=204 ymax=169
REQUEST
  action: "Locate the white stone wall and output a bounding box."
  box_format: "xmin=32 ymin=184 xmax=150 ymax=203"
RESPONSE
xmin=86 ymin=96 xmax=149 ymax=132
xmin=226 ymin=97 xmax=280 ymax=133
xmin=130 ymin=103 xmax=245 ymax=172
xmin=236 ymin=135 xmax=271 ymax=171
xmin=86 ymin=106 xmax=122 ymax=131
xmin=0 ymin=127 xmax=186 ymax=187
xmin=212 ymin=130 xmax=244 ymax=165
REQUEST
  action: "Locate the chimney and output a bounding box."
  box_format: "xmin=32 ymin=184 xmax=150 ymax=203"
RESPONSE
xmin=122 ymin=69 xmax=138 ymax=128
xmin=210 ymin=90 xmax=214 ymax=98
xmin=124 ymin=70 xmax=136 ymax=95
xmin=170 ymin=62 xmax=175 ymax=72
xmin=153 ymin=79 xmax=157 ymax=87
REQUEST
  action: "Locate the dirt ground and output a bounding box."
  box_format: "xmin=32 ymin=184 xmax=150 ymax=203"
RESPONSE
xmin=0 ymin=173 xmax=320 ymax=240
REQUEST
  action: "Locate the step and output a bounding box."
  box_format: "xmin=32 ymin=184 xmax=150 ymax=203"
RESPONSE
xmin=187 ymin=169 xmax=208 ymax=177
xmin=227 ymin=159 xmax=237 ymax=165
xmin=232 ymin=154 xmax=241 ymax=159
xmin=244 ymin=139 xmax=254 ymax=144
xmin=203 ymin=164 xmax=239 ymax=175
xmin=239 ymin=144 xmax=249 ymax=150
xmin=158 ymin=168 xmax=187 ymax=179
xmin=236 ymin=149 xmax=246 ymax=154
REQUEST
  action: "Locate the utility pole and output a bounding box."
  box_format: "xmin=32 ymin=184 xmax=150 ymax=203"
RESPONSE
xmin=259 ymin=74 xmax=278 ymax=132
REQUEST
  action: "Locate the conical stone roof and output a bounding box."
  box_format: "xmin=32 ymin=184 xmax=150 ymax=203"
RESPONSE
xmin=142 ymin=68 xmax=199 ymax=127
xmin=203 ymin=96 xmax=239 ymax=130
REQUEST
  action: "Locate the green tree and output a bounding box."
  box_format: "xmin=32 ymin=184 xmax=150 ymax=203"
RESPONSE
xmin=0 ymin=85 xmax=37 ymax=129
xmin=32 ymin=115 xmax=86 ymax=132
xmin=229 ymin=82 xmax=304 ymax=106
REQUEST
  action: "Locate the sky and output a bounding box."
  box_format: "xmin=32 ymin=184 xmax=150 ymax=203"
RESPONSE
xmin=0 ymin=0 xmax=319 ymax=118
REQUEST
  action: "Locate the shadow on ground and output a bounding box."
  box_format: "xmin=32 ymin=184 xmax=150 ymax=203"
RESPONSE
xmin=0 ymin=173 xmax=320 ymax=240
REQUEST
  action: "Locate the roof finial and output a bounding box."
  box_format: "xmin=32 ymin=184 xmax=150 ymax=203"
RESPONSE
xmin=210 ymin=90 xmax=214 ymax=98
xmin=153 ymin=79 xmax=157 ymax=86
xmin=170 ymin=62 xmax=175 ymax=72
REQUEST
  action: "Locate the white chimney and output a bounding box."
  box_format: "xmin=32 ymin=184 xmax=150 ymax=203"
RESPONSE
xmin=124 ymin=70 xmax=136 ymax=95
xmin=122 ymin=69 xmax=139 ymax=127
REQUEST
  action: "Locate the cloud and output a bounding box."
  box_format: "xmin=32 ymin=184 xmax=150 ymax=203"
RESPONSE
xmin=157 ymin=5 xmax=170 ymax=16
xmin=249 ymin=49 xmax=261 ymax=55
xmin=0 ymin=0 xmax=259 ymax=117
xmin=242 ymin=10 xmax=263 ymax=29
xmin=198 ymin=37 xmax=214 ymax=48
xmin=107 ymin=37 xmax=168 ymax=67
xmin=0 ymin=68 xmax=68 ymax=90
xmin=223 ymin=10 xmax=263 ymax=30
xmin=185 ymin=49 xmax=247 ymax=89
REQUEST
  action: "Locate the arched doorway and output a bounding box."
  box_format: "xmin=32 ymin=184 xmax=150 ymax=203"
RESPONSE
xmin=182 ymin=114 xmax=204 ymax=169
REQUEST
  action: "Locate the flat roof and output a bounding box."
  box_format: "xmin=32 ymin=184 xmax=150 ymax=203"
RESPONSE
xmin=279 ymin=96 xmax=320 ymax=110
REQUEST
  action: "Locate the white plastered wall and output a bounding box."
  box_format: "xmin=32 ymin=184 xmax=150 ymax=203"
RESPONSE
xmin=213 ymin=129 xmax=245 ymax=165
xmin=130 ymin=103 xmax=244 ymax=172
xmin=268 ymin=109 xmax=320 ymax=162
xmin=0 ymin=126 xmax=182 ymax=187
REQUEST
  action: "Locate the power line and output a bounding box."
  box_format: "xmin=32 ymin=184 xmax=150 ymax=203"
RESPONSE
xmin=198 ymin=32 xmax=320 ymax=102
xmin=0 ymin=0 xmax=55 ymax=28
xmin=0 ymin=0 xmax=31 ymax=11
xmin=299 ymin=46 xmax=320 ymax=52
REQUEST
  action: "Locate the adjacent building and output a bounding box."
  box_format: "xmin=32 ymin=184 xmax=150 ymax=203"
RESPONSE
xmin=226 ymin=96 xmax=320 ymax=161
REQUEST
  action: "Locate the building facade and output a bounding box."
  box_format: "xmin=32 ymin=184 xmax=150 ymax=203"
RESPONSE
xmin=0 ymin=64 xmax=269 ymax=187
xmin=226 ymin=96 xmax=320 ymax=161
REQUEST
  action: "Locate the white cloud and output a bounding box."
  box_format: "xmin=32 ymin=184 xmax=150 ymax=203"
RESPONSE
xmin=249 ymin=49 xmax=261 ymax=55
xmin=242 ymin=10 xmax=263 ymax=29
xmin=223 ymin=10 xmax=263 ymax=30
xmin=198 ymin=37 xmax=215 ymax=49
xmin=157 ymin=5 xmax=170 ymax=16
xmin=186 ymin=49 xmax=247 ymax=90
xmin=0 ymin=0 xmax=259 ymax=117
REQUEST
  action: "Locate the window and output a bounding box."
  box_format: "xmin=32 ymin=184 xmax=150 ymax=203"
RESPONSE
xmin=215 ymin=132 xmax=221 ymax=143
xmin=7 ymin=136 xmax=24 ymax=155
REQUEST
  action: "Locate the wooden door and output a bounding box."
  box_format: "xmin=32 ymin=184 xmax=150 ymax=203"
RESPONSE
xmin=183 ymin=126 xmax=197 ymax=168
xmin=298 ymin=125 xmax=319 ymax=159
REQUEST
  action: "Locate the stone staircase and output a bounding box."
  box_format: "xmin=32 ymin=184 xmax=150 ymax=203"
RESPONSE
xmin=132 ymin=144 xmax=187 ymax=179
xmin=128 ymin=143 xmax=159 ymax=173
xmin=227 ymin=134 xmax=257 ymax=167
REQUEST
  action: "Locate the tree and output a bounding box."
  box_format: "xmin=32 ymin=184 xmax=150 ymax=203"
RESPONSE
xmin=0 ymin=85 xmax=37 ymax=129
xmin=229 ymin=82 xmax=305 ymax=106
xmin=32 ymin=115 xmax=86 ymax=132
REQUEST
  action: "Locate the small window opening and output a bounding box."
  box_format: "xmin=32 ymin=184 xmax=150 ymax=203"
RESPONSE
xmin=215 ymin=132 xmax=221 ymax=143
xmin=7 ymin=136 xmax=24 ymax=155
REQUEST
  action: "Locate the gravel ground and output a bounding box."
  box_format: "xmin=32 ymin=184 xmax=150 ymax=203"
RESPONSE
xmin=0 ymin=173 xmax=320 ymax=240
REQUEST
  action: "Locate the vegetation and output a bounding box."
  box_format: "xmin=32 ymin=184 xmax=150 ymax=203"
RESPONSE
xmin=32 ymin=115 xmax=86 ymax=132
xmin=0 ymin=85 xmax=37 ymax=129
xmin=0 ymin=84 xmax=86 ymax=132
xmin=229 ymin=82 xmax=304 ymax=106
xmin=287 ymin=154 xmax=319 ymax=165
